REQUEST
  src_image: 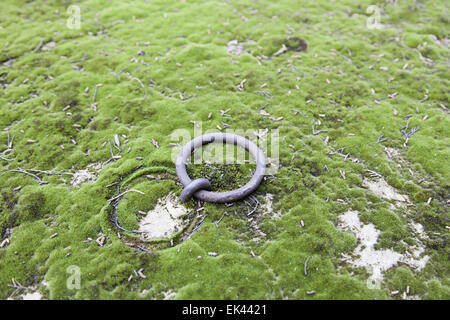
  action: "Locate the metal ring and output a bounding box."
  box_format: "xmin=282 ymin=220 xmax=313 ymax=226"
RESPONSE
xmin=176 ymin=133 xmax=266 ymax=203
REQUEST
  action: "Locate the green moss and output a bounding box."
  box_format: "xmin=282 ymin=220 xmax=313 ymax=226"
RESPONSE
xmin=425 ymin=279 xmax=450 ymax=300
xmin=0 ymin=0 xmax=449 ymax=300
xmin=187 ymin=163 xmax=254 ymax=192
xmin=387 ymin=267 xmax=427 ymax=297
xmin=116 ymin=179 xmax=175 ymax=230
xmin=14 ymin=190 xmax=48 ymax=224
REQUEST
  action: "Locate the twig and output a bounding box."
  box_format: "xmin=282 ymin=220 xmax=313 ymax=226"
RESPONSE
xmin=7 ymin=278 xmax=28 ymax=299
xmin=69 ymin=56 xmax=88 ymax=64
xmin=106 ymin=181 xmax=120 ymax=188
xmin=26 ymin=169 xmax=73 ymax=176
xmin=342 ymin=55 xmax=352 ymax=63
xmin=108 ymin=195 xmax=144 ymax=234
xmin=109 ymin=214 xmax=143 ymax=234
xmin=369 ymin=133 xmax=387 ymax=145
xmin=1 ymin=168 xmax=47 ymax=184
xmin=365 ymin=169 xmax=382 ymax=178
xmin=92 ymin=85 xmax=100 ymax=103
xmin=304 ymin=255 xmax=313 ymax=276
xmin=403 ymin=125 xmax=420 ymax=140
xmin=265 ymin=174 xmax=290 ymax=182
xmin=7 ymin=132 xmax=14 ymax=149
xmin=108 ymin=139 xmax=115 ymax=158
xmin=368 ymin=59 xmax=380 ymax=70
xmin=273 ymin=44 xmax=287 ymax=56
xmin=216 ymin=211 xmax=228 ymax=226
xmin=108 ymin=189 xmax=144 ymax=202
xmin=130 ymin=77 xmax=148 ymax=99
xmin=137 ymin=245 xmax=152 ymax=253
xmin=33 ymin=39 xmax=44 ymax=52
xmin=8 ymin=278 xmax=26 ymax=290
xmin=237 ymin=79 xmax=247 ymax=91
xmin=0 ymin=155 xmax=12 ymax=162
xmin=247 ymin=196 xmax=260 ymax=216
xmin=291 ymin=109 xmax=308 ymax=118
xmin=291 ymin=149 xmax=305 ymax=161
xmin=181 ymin=214 xmax=208 ymax=241
xmin=254 ymin=90 xmax=273 ymax=98
xmin=312 ymin=124 xmax=328 ymax=135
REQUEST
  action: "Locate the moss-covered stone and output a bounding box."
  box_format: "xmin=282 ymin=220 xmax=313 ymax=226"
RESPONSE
xmin=0 ymin=0 xmax=448 ymax=300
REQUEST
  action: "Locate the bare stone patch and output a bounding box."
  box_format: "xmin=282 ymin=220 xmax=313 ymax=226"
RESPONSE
xmin=70 ymin=162 xmax=104 ymax=187
xmin=260 ymin=193 xmax=282 ymax=219
xmin=226 ymin=40 xmax=246 ymax=56
xmin=7 ymin=280 xmax=48 ymax=300
xmin=402 ymin=246 xmax=430 ymax=270
xmin=162 ymin=289 xmax=177 ymax=300
xmin=363 ymin=176 xmax=409 ymax=203
xmin=338 ymin=210 xmax=401 ymax=287
xmin=41 ymin=41 xmax=56 ymax=51
xmin=385 ymin=147 xmax=427 ymax=184
xmin=7 ymin=291 xmax=43 ymax=300
xmin=385 ymin=147 xmax=411 ymax=169
xmin=430 ymin=35 xmax=449 ymax=48
xmin=338 ymin=210 xmax=429 ymax=289
xmin=384 ymin=147 xmax=400 ymax=160
xmin=412 ymin=222 xmax=426 ymax=238
xmin=21 ymin=291 xmax=43 ymax=300
xmin=236 ymin=194 xmax=279 ymax=244
xmin=138 ymin=192 xmax=189 ymax=240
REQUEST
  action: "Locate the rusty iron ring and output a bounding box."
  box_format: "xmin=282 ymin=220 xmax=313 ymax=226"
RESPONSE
xmin=176 ymin=133 xmax=266 ymax=203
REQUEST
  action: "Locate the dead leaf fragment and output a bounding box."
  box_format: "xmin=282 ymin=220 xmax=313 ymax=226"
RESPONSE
xmin=96 ymin=235 xmax=106 ymax=247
